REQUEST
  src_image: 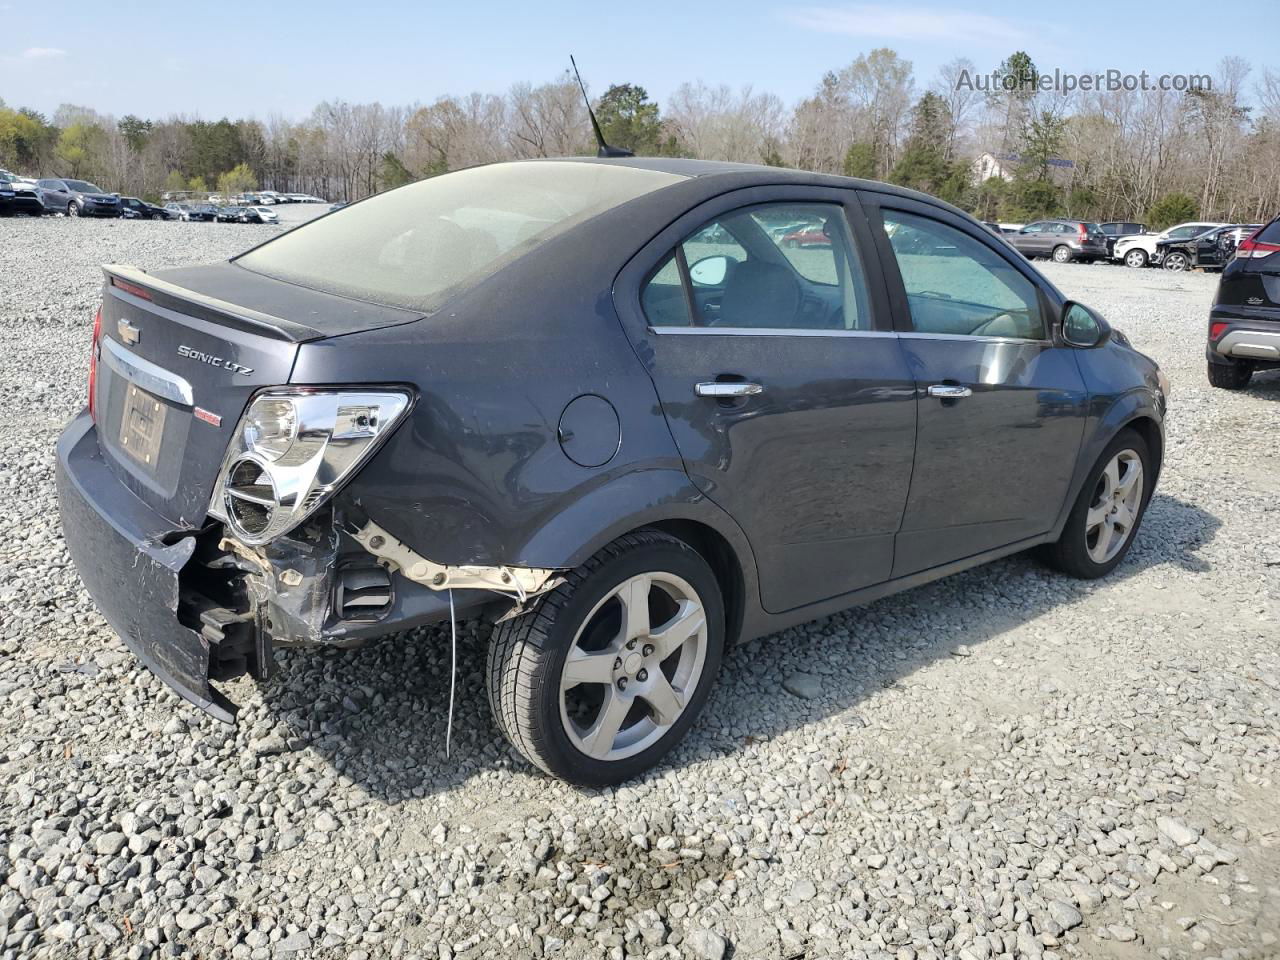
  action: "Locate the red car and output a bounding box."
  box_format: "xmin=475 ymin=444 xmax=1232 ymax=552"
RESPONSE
xmin=779 ymin=224 xmax=831 ymax=248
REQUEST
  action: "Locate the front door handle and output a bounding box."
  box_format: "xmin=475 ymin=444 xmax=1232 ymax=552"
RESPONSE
xmin=695 ymin=381 xmax=763 ymax=398
xmin=927 ymin=384 xmax=972 ymax=400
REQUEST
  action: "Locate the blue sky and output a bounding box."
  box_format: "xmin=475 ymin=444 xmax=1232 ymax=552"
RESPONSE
xmin=2 ymin=0 xmax=1276 ymax=120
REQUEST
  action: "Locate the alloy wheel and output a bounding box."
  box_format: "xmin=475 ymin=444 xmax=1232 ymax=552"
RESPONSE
xmin=1085 ymin=450 xmax=1144 ymax=564
xmin=559 ymin=572 xmax=707 ymax=762
xmin=1124 ymin=250 xmax=1146 ymax=268
xmin=1164 ymin=253 xmax=1188 ymax=271
xmin=1053 ymin=245 xmax=1071 ymax=263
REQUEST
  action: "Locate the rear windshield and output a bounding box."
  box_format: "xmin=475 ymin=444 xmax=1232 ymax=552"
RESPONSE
xmin=235 ymin=161 xmax=686 ymax=311
xmin=1256 ymin=218 xmax=1280 ymax=244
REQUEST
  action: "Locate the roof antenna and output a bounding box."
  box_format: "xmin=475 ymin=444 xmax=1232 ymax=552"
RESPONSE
xmin=570 ymin=55 xmax=634 ymax=158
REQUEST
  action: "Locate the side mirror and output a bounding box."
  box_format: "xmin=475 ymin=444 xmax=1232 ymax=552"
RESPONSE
xmin=688 ymin=255 xmax=730 ymax=287
xmin=1061 ymin=301 xmax=1111 ymax=348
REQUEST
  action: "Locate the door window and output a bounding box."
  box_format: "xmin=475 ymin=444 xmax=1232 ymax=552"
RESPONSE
xmin=882 ymin=210 xmax=1045 ymax=340
xmin=642 ymin=202 xmax=872 ymax=331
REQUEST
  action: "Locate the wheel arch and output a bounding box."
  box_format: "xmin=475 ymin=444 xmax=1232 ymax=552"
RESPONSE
xmin=509 ymin=468 xmax=760 ymax=647
xmin=643 ymin=518 xmax=747 ymax=648
xmin=1053 ymin=389 xmax=1165 ymax=538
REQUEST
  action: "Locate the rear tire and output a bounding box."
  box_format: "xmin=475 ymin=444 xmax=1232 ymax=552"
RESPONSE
xmin=1208 ymin=359 xmax=1253 ymax=390
xmin=1124 ymin=249 xmax=1148 ymax=268
xmin=1040 ymin=429 xmax=1153 ymax=580
xmin=486 ymin=530 xmax=725 ymax=786
xmin=1052 ymin=245 xmax=1073 ymax=263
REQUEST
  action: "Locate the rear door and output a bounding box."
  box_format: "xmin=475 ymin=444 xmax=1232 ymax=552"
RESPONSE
xmin=859 ymin=193 xmax=1088 ymax=576
xmin=616 ymin=186 xmax=917 ymax=613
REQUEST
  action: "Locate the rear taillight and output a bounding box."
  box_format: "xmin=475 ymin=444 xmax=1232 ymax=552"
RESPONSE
xmin=88 ymin=306 xmax=102 ymax=422
xmin=1235 ymin=233 xmax=1280 ymax=259
xmin=1077 ymin=224 xmax=1088 ymax=241
xmin=1209 ymin=321 xmax=1230 ymax=340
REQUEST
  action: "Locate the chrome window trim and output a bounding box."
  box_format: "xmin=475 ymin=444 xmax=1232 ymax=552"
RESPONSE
xmin=100 ymin=335 xmax=195 ymax=406
xmin=898 ymin=331 xmax=1052 ymax=346
xmin=648 ymin=326 xmax=897 ymax=338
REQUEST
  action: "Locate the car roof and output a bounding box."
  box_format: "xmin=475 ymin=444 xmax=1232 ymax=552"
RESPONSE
xmin=556 ymin=156 xmax=963 ymax=209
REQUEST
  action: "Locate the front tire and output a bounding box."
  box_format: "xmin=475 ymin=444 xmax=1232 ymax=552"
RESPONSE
xmin=486 ymin=530 xmax=725 ymax=786
xmin=1208 ymin=359 xmax=1253 ymax=390
xmin=67 ymin=202 xmax=80 ymax=218
xmin=1164 ymin=252 xmax=1189 ymax=271
xmin=1041 ymin=429 xmax=1153 ymax=579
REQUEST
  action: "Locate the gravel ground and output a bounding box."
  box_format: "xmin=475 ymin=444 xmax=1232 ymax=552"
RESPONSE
xmin=1 ymin=218 xmax=1278 ymax=960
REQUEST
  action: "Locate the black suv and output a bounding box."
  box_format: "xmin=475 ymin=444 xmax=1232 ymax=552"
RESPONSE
xmin=1208 ymin=216 xmax=1280 ymax=389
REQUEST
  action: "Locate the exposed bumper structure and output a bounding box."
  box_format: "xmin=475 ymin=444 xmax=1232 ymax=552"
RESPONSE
xmin=348 ymin=518 xmax=561 ymax=601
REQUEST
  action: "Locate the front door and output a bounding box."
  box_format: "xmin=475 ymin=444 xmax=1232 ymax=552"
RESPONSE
xmin=861 ymin=195 xmax=1089 ymax=576
xmin=617 ymin=190 xmax=917 ymax=613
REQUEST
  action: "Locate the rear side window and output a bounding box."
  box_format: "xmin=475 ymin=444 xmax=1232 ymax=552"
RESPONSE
xmin=1256 ymin=218 xmax=1280 ymax=244
xmin=236 ymin=162 xmax=685 ymax=312
xmin=642 ymin=202 xmax=873 ymax=332
xmin=882 ymin=210 xmax=1045 ymax=340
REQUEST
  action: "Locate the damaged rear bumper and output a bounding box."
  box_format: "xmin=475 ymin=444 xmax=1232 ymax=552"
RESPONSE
xmin=56 ymin=413 xmax=534 ymax=723
xmin=56 ymin=413 xmax=244 ymax=721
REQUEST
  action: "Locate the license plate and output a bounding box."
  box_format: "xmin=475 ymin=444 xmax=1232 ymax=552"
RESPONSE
xmin=118 ymin=382 xmax=167 ymax=468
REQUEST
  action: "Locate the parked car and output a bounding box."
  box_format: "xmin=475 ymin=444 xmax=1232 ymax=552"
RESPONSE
xmin=37 ymin=178 xmax=121 ymax=217
xmin=1206 ymin=216 xmax=1280 ymax=389
xmin=0 ymin=170 xmax=44 ymax=216
xmin=328 ymin=201 xmax=347 ymax=212
xmin=1098 ymin=221 xmax=1146 ymax=258
xmin=163 ymin=202 xmax=191 ymax=220
xmin=1158 ymin=224 xmax=1261 ymax=272
xmin=215 ymin=206 xmax=244 ymax=223
xmin=119 ymin=197 xmax=167 ymax=220
xmin=777 ymin=223 xmax=831 ymax=248
xmin=187 ymin=204 xmax=218 ymax=222
xmin=56 ymin=158 xmax=1167 ymax=785
xmin=1113 ymin=221 xmax=1225 ymax=268
xmin=249 ymin=206 xmax=279 ymax=224
xmin=1005 ymin=220 xmax=1109 ymax=263
xmin=255 ymin=193 xmax=279 ymax=204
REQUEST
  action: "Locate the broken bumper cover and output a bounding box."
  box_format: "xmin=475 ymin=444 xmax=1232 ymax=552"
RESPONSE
xmin=56 ymin=412 xmax=237 ymax=722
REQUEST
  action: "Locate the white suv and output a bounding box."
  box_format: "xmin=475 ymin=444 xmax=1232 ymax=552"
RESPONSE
xmin=1115 ymin=222 xmax=1225 ymax=268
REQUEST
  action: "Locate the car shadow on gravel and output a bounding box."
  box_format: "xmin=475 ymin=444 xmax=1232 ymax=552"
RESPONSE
xmin=257 ymin=491 xmax=1218 ymax=800
xmin=1242 ymin=368 xmax=1280 ymax=398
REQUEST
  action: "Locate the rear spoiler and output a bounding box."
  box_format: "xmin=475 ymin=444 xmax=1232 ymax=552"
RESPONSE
xmin=102 ymin=263 xmax=318 ymax=342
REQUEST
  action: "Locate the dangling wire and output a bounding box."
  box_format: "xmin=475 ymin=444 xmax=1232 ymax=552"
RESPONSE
xmin=446 ymin=588 xmax=457 ymax=759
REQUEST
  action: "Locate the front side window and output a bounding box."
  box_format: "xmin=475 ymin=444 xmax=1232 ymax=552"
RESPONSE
xmin=882 ymin=210 xmax=1045 ymax=340
xmin=642 ymin=202 xmax=872 ymax=331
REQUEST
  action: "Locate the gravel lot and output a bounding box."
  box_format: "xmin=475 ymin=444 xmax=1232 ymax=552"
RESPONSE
xmin=1 ymin=217 xmax=1277 ymax=960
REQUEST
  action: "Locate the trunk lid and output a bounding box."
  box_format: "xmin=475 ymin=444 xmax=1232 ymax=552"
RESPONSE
xmin=94 ymin=264 xmax=422 ymax=527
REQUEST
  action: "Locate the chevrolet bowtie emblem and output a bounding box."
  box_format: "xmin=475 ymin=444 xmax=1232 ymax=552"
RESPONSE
xmin=118 ymin=319 xmax=140 ymax=345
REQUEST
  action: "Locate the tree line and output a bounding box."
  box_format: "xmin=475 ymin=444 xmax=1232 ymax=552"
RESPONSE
xmin=2 ymin=50 xmax=1278 ymax=228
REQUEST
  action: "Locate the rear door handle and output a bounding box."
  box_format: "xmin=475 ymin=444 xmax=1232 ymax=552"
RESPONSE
xmin=927 ymin=384 xmax=972 ymax=399
xmin=695 ymin=382 xmax=763 ymax=398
